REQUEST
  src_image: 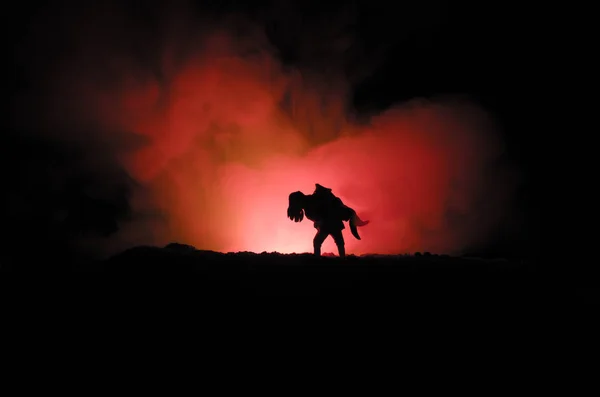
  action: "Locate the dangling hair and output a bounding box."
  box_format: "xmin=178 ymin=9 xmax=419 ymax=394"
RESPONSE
xmin=287 ymin=191 xmax=305 ymax=222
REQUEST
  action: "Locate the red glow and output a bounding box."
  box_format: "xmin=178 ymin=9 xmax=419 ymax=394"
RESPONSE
xmin=21 ymin=19 xmax=514 ymax=257
xmin=116 ymin=53 xmax=506 ymax=255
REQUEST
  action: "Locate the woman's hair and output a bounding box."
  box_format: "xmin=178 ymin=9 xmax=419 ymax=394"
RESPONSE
xmin=287 ymin=191 xmax=305 ymax=222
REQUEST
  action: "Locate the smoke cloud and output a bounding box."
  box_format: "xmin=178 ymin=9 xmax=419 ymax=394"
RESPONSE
xmin=7 ymin=1 xmax=519 ymax=259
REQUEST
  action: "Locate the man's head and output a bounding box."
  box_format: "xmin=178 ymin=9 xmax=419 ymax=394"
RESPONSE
xmin=314 ymin=183 xmax=332 ymax=195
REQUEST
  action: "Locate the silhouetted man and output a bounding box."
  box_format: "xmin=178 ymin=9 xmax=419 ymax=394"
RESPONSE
xmin=287 ymin=184 xmax=369 ymax=257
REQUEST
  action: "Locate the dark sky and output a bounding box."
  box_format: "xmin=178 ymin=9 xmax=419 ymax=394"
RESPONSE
xmin=3 ymin=0 xmax=541 ymax=264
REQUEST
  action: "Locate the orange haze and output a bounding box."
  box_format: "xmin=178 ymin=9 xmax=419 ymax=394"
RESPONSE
xmin=14 ymin=4 xmax=517 ymax=257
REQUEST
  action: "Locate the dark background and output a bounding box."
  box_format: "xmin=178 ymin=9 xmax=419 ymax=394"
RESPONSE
xmin=3 ymin=0 xmax=542 ymax=266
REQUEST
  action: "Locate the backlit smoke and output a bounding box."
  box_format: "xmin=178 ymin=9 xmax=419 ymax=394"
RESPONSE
xmin=10 ymin=2 xmax=518 ymax=258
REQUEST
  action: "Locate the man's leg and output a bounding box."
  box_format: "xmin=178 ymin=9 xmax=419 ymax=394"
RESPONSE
xmin=313 ymin=229 xmax=328 ymax=256
xmin=331 ymin=230 xmax=346 ymax=258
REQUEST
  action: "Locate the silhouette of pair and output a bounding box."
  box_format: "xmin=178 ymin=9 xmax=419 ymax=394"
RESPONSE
xmin=287 ymin=184 xmax=369 ymax=257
